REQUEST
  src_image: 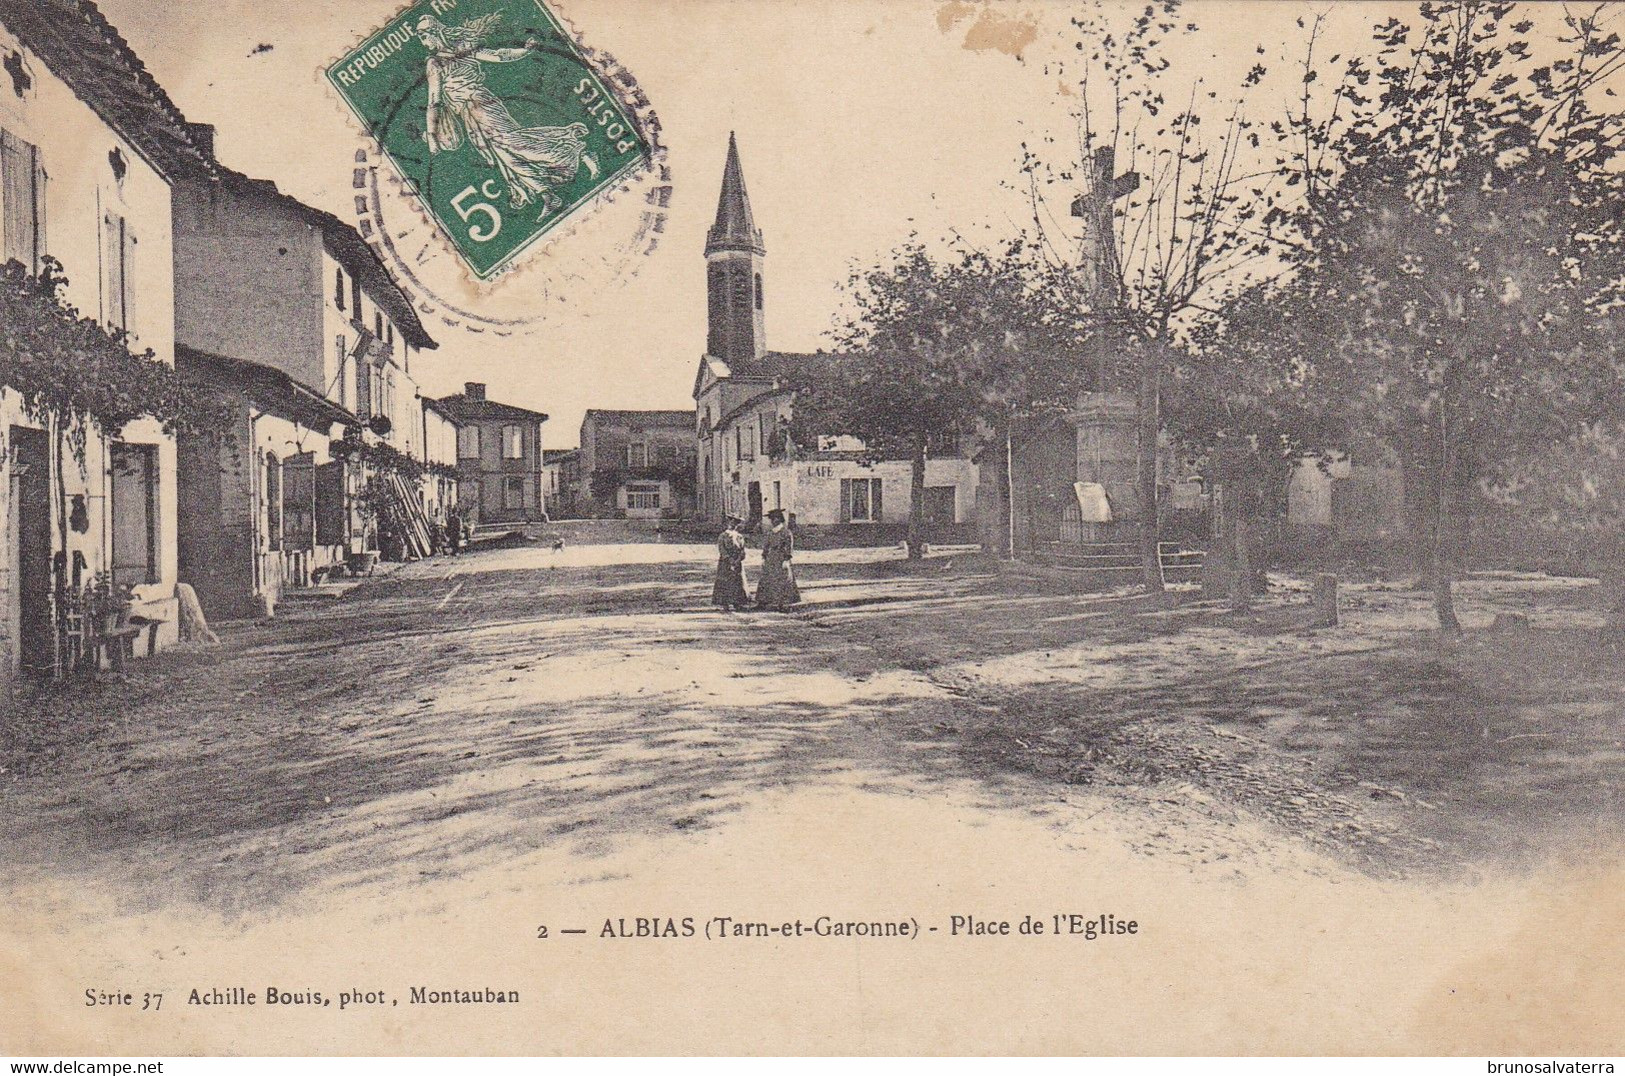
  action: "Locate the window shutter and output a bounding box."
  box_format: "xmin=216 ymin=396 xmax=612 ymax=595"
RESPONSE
xmin=30 ymin=143 xmax=45 ymax=271
xmin=840 ymin=478 xmax=852 ymax=524
xmin=121 ymin=224 xmax=135 ymax=337
xmin=872 ymin=478 xmax=883 ymax=522
xmin=102 ymin=212 xmax=125 ymax=331
xmin=355 ymin=355 xmax=371 ymax=418
xmin=1 ymin=131 xmax=30 ymax=267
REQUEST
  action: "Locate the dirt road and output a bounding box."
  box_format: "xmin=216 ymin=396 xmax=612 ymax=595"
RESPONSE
xmin=1 ymin=541 xmax=1621 ymax=1053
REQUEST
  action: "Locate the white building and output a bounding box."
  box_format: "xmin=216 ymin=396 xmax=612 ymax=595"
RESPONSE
xmin=0 ymin=0 xmax=212 ymax=686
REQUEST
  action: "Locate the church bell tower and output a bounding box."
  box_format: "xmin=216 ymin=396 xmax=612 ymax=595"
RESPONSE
xmin=705 ymin=132 xmax=766 ymax=364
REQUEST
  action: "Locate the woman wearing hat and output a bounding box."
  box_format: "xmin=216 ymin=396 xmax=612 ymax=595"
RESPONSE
xmin=712 ymin=514 xmax=750 ymax=612
xmin=755 ymin=509 xmax=801 ymax=611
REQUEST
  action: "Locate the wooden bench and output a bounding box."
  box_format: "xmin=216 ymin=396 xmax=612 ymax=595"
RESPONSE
xmin=96 ymin=611 xmax=166 ymax=673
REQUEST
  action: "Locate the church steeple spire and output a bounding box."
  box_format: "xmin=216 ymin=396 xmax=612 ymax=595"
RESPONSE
xmin=706 ymin=132 xmax=764 ymax=256
xmin=705 ymin=132 xmax=766 ymax=362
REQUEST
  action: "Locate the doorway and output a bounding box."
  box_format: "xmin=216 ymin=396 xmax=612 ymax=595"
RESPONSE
xmin=746 ymin=481 xmax=763 ymax=527
xmin=10 ymin=426 xmax=52 ymax=676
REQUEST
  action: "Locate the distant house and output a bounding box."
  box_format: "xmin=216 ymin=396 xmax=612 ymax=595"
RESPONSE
xmin=435 ymin=382 xmax=549 ymax=525
xmin=420 ymin=397 xmax=461 ymax=530
xmin=542 ymin=448 xmax=580 ymax=518
xmin=579 ymin=409 xmax=696 ymax=519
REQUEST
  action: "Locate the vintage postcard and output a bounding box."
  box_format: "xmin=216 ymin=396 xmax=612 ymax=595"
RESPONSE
xmin=0 ymin=0 xmax=1622 ymax=1058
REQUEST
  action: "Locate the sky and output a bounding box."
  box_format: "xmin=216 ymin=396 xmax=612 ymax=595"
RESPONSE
xmin=91 ymin=0 xmax=1592 ymax=447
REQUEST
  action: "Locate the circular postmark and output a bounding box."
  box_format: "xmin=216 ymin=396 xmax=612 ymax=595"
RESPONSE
xmin=325 ymin=0 xmax=671 ymax=336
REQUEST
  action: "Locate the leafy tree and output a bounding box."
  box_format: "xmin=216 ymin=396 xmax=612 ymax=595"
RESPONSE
xmin=786 ymin=240 xmax=1098 ymax=558
xmin=1230 ymin=2 xmax=1625 ymax=633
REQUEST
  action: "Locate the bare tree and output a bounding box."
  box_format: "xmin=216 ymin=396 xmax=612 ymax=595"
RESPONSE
xmin=1020 ymin=0 xmax=1289 ymax=592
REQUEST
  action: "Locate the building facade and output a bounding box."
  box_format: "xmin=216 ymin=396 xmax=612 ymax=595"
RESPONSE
xmin=171 ymin=153 xmax=440 ymax=618
xmin=435 ymin=382 xmax=548 ymax=526
xmin=578 ymin=410 xmax=696 ymax=519
xmin=0 ymin=0 xmax=211 ymax=686
xmin=692 ymin=135 xmax=979 ymax=536
xmin=542 ymin=448 xmax=579 ymax=519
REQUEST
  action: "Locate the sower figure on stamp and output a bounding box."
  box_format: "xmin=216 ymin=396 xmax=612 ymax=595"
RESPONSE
xmin=416 ymin=13 xmax=599 ymax=215
xmin=755 ymin=509 xmax=800 ymax=612
xmin=712 ymin=514 xmax=750 ymax=612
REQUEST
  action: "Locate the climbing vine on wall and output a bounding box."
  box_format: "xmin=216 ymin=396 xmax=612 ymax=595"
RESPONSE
xmin=0 ymin=258 xmax=221 ymax=460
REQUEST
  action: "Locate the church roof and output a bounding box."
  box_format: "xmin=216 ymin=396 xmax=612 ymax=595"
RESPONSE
xmin=705 ymin=132 xmax=764 ymax=256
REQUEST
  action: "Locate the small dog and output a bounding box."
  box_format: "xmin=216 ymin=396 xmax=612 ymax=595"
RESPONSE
xmin=552 ymin=537 xmax=566 ymax=552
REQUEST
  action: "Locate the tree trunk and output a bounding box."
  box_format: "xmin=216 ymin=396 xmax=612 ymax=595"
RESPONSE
xmin=1432 ymin=414 xmax=1462 ymax=637
xmin=1399 ymin=448 xmax=1433 ymax=590
xmin=1136 ymin=358 xmax=1164 ymax=593
xmin=1230 ymin=513 xmax=1254 ymax=611
xmin=907 ymin=434 xmax=926 ymax=560
xmin=1004 ymin=417 xmax=1016 ymax=559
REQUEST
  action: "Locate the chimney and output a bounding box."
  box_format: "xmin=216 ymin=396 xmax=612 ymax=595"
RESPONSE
xmin=464 ymin=382 xmax=486 ymax=401
xmin=185 ymin=122 xmax=216 ymax=157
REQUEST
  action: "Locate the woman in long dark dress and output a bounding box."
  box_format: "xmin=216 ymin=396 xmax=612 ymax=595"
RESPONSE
xmin=712 ymin=514 xmax=750 ymax=611
xmin=755 ymin=509 xmax=801 ymax=611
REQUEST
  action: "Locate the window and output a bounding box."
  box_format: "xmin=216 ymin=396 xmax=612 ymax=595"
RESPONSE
xmin=374 ymin=311 xmax=384 ymax=338
xmin=334 ymin=267 xmax=345 ymax=310
xmin=736 ymin=425 xmax=754 ymax=461
xmin=841 ymin=477 xmax=882 ymax=523
xmin=102 ymin=211 xmax=135 ymax=336
xmin=753 ymin=272 xmax=762 ymax=310
xmin=458 ymin=425 xmax=481 ymax=459
xmin=503 ymin=424 xmax=524 ymax=460
xmin=1 ymin=129 xmax=45 ymax=272
xmin=503 ymin=476 xmax=525 ymax=510
xmin=759 ymin=411 xmax=772 ymax=446
xmin=707 ymin=264 xmax=723 ymax=315
xmin=626 ymin=483 xmax=661 ymax=511
xmin=773 ymin=480 xmax=782 ymax=509
xmin=351 ymin=274 xmax=362 ymax=318
xmin=110 ymin=442 xmax=158 ymax=586
xmin=626 ymin=442 xmax=648 ymax=468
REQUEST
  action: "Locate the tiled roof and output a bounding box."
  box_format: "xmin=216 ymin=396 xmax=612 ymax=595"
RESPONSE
xmin=0 ymin=0 xmax=215 ymax=179
xmin=729 ymin=350 xmax=821 ymax=381
xmin=434 ymin=392 xmax=549 ymax=425
xmin=583 ymin=408 xmax=694 ymax=428
xmin=177 ymin=345 xmax=356 ymax=430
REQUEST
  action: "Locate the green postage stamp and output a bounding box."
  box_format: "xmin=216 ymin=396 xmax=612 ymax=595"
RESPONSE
xmin=328 ymin=0 xmax=651 ymax=279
